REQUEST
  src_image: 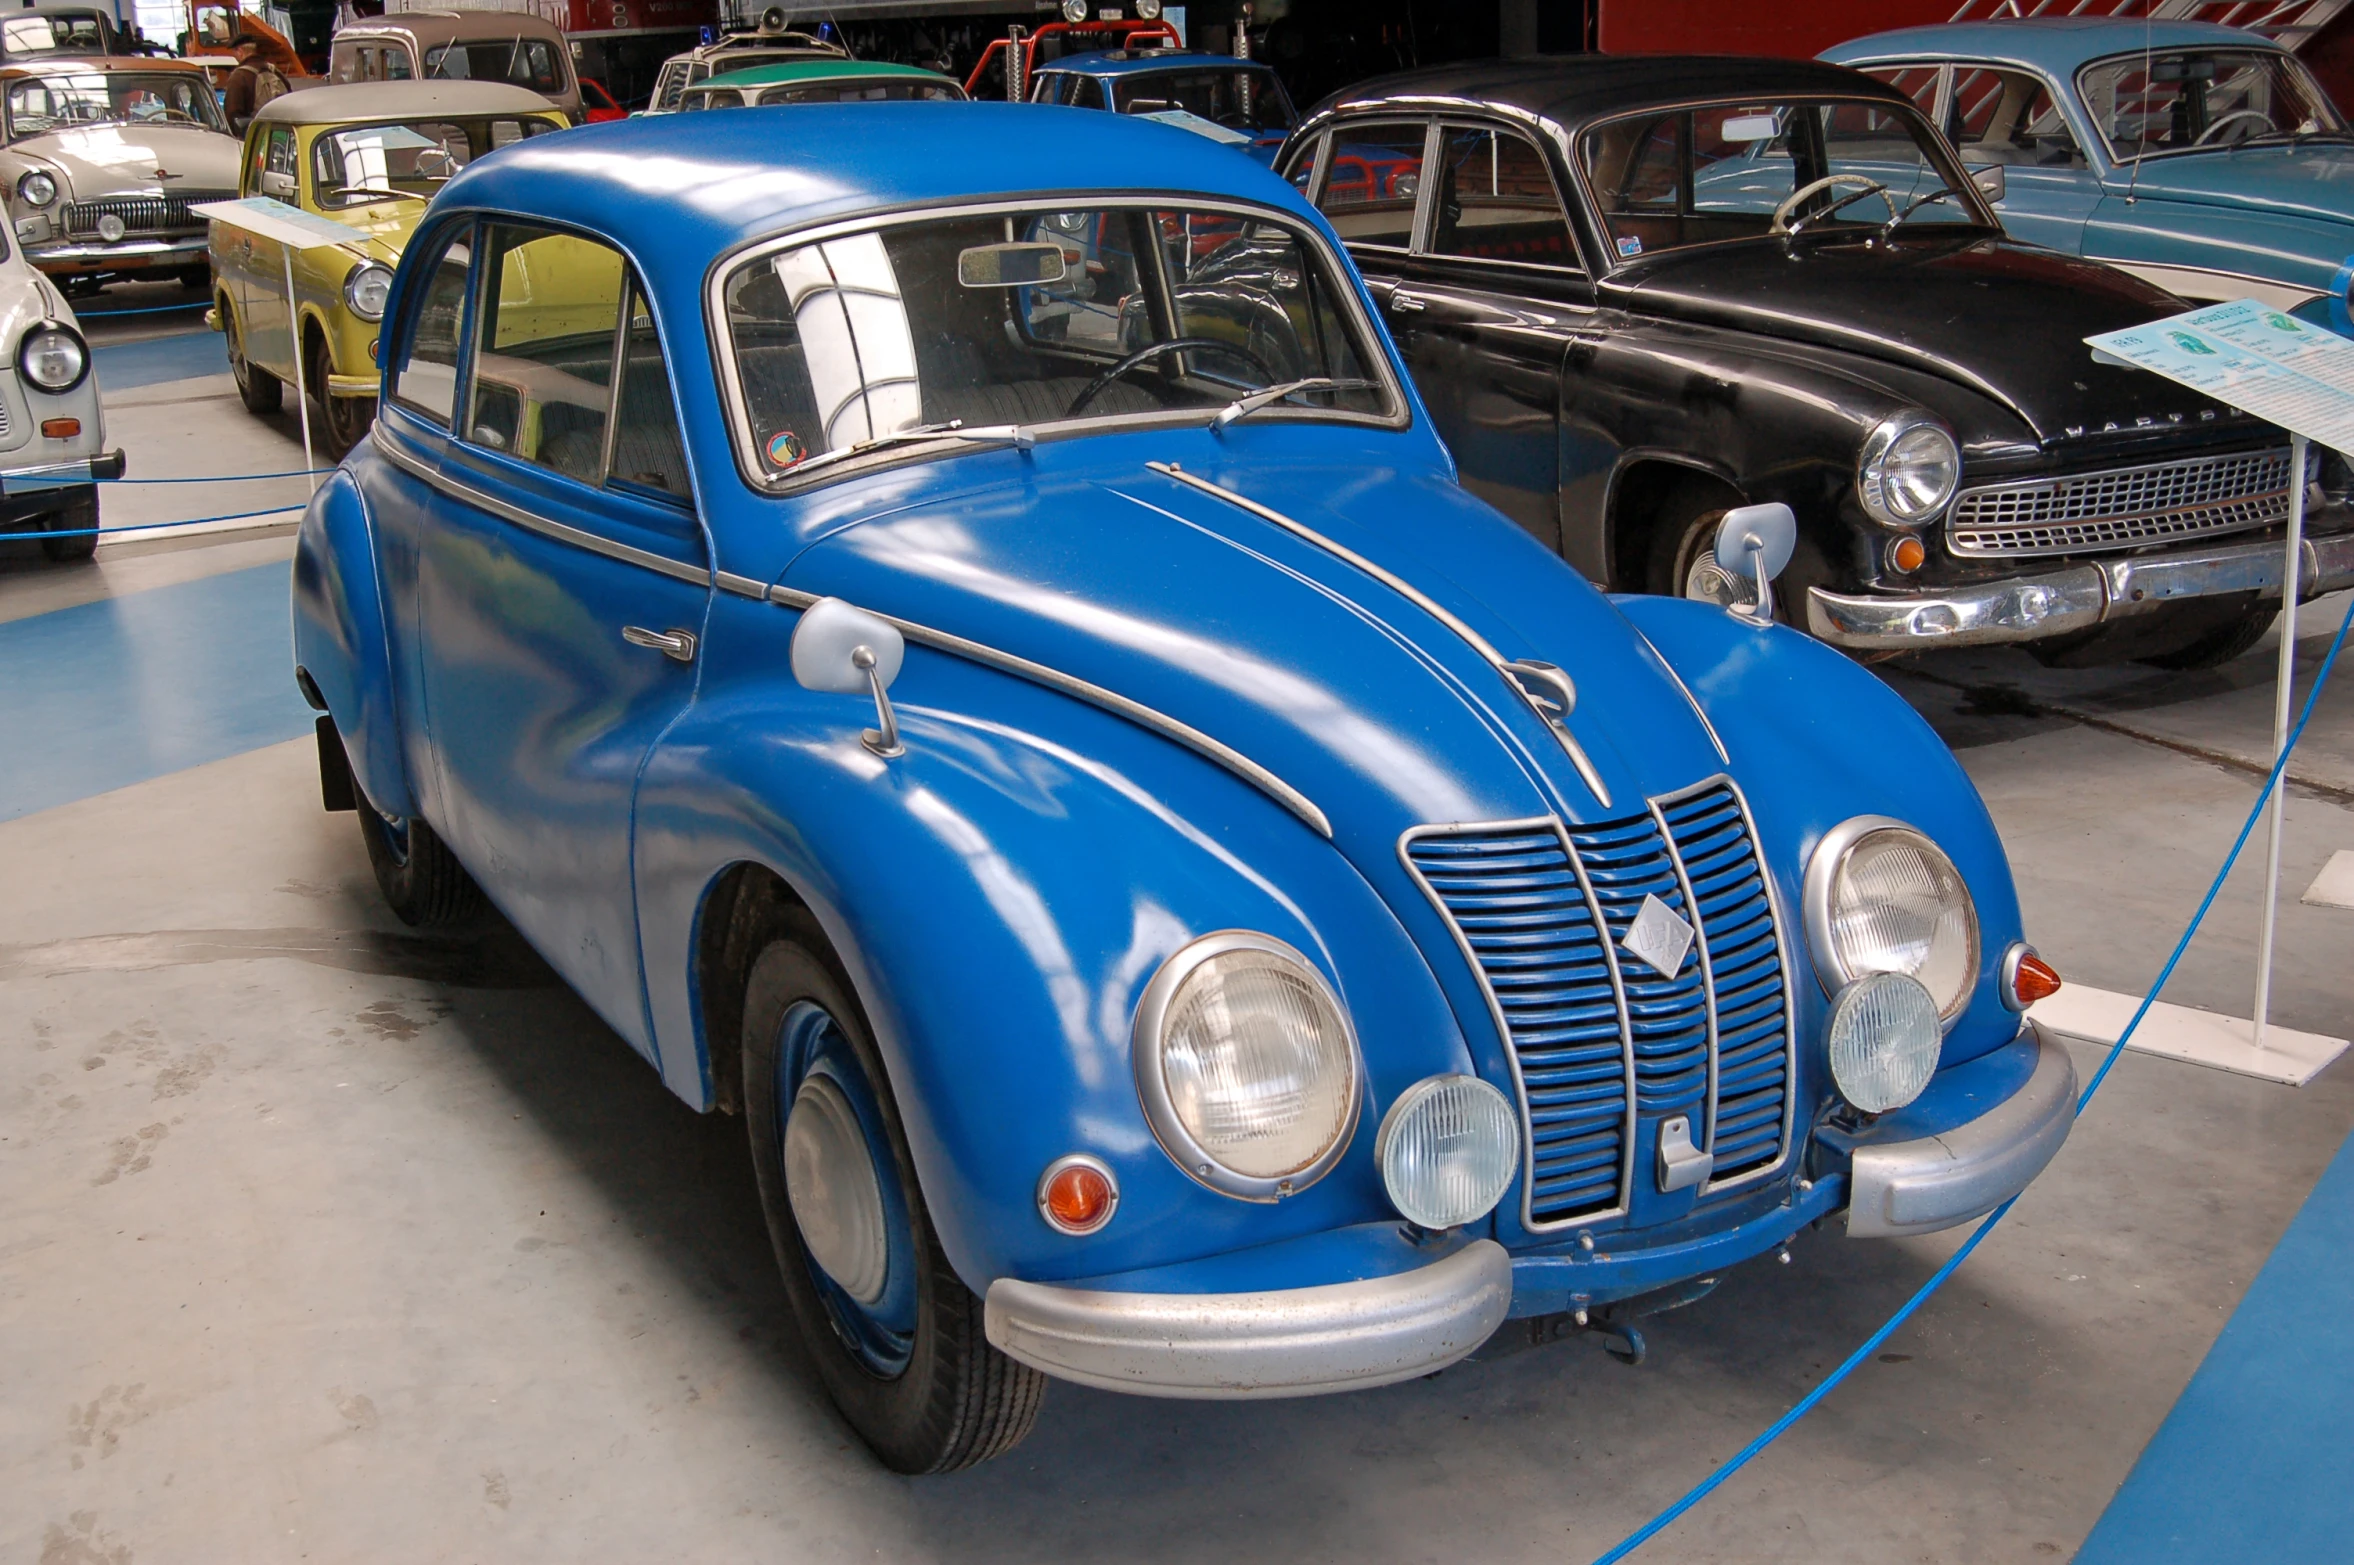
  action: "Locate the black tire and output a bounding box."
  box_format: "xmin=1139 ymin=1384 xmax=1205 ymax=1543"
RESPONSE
xmin=227 ymin=301 xmax=283 ymax=415
xmin=38 ymin=487 xmax=97 ymax=562
xmin=742 ymin=914 xmax=1043 ymax=1473
xmin=354 ymin=789 xmax=482 ymax=927
xmin=309 ymin=330 xmax=373 ymax=461
xmin=1644 ymin=477 xmax=1830 ymax=628
xmin=176 ymin=263 xmax=211 ymax=291
xmin=2138 ymin=601 xmax=2279 ymax=671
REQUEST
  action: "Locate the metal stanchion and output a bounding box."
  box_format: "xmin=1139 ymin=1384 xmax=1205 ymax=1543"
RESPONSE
xmin=2251 ymin=432 xmax=2311 ymax=1052
xmin=282 ymin=246 xmax=316 ymax=490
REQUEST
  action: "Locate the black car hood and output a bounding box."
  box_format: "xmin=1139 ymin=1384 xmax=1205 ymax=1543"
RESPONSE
xmin=1603 ymin=234 xmax=2225 ymax=444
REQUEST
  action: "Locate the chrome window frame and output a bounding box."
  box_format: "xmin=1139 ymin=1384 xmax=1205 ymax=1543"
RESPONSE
xmin=1421 ymin=114 xmax=1591 ymax=278
xmin=703 ymin=192 xmax=1412 ymax=497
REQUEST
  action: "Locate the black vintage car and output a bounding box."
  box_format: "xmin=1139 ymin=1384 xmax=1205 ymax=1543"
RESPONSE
xmin=1277 ymin=56 xmax=2354 ymax=667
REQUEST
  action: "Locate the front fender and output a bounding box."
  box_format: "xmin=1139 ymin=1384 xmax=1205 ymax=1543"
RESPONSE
xmin=1617 ymin=595 xmax=2026 ymax=1069
xmin=291 ymin=469 xmax=410 ymax=818
xmin=633 ymin=624 xmax=1474 ymax=1294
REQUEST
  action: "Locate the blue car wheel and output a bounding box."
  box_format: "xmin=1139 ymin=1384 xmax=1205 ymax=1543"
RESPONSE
xmin=740 ymin=913 xmax=1044 ymax=1472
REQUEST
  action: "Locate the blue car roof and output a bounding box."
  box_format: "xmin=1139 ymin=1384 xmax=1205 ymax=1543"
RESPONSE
xmin=436 ymin=100 xmax=1320 ymax=262
xmin=1039 ymin=48 xmax=1275 ymax=79
xmin=1824 ymin=17 xmax=2283 ymax=73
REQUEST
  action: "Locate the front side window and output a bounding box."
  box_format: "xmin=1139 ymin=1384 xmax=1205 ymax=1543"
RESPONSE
xmin=1949 ymin=66 xmax=2086 ymax=170
xmin=718 ymin=202 xmax=1394 ymax=486
xmin=1112 ymin=68 xmax=1294 ymax=134
xmin=1430 ymin=125 xmax=1576 ymax=267
xmin=394 ymin=230 xmax=471 ymax=425
xmin=1583 ymin=98 xmax=1991 ymax=260
xmin=2077 ymin=48 xmax=2347 ymax=161
xmin=1313 ymin=121 xmax=1427 ymax=249
xmin=4 ymin=70 xmax=224 ymax=138
xmin=257 ymin=125 xmax=296 ymax=199
xmin=652 ymin=61 xmax=687 ymax=111
xmin=383 ymin=47 xmax=412 ymax=82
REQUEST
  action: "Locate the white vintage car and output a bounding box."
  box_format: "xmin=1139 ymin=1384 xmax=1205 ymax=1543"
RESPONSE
xmin=0 ymin=225 xmax=116 ymax=559
xmin=0 ymin=56 xmax=242 ymax=293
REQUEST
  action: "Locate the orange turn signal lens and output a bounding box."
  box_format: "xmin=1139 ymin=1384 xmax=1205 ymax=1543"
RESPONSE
xmin=40 ymin=417 xmax=79 ymax=438
xmin=1038 ymin=1156 xmax=1117 ymax=1235
xmin=1889 ymin=534 xmax=1927 ymax=574
xmin=2011 ymin=951 xmax=2062 ymax=1008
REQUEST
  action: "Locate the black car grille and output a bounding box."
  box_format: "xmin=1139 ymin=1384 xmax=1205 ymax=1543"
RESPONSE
xmin=62 ymin=190 xmax=232 ymax=239
xmin=1947 ymin=447 xmax=2291 ymax=558
xmin=1402 ymin=779 xmax=1793 ymax=1227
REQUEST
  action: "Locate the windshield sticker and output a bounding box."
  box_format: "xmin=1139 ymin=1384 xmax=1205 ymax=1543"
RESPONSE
xmin=765 ymin=429 xmax=807 ymax=469
xmin=1617 ymin=235 xmax=1643 ymax=258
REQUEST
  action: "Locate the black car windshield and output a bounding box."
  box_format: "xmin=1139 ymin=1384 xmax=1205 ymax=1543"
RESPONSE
xmin=2077 ymin=49 xmax=2347 ymax=160
xmin=311 ymin=117 xmax=556 ymax=208
xmin=1580 ymin=96 xmax=1991 ymax=260
xmin=5 ymin=70 xmax=224 ymax=137
xmin=721 ymin=202 xmax=1393 ymax=483
xmin=1112 ymin=68 xmax=1294 ymax=135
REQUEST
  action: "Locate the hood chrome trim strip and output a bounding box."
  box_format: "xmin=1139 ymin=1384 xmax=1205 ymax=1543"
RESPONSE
xmin=764 ymin=582 xmax=1334 ymax=839
xmin=1146 ymin=460 xmax=1613 ymax=809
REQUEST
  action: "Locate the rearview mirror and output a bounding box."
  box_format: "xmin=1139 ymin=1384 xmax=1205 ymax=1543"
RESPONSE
xmin=1968 ymin=163 xmax=2006 ymax=204
xmin=1721 ymin=112 xmax=1780 ymax=143
xmin=1714 ymin=502 xmax=1796 ymax=625
xmin=791 ymin=597 xmax=907 ymax=756
xmin=957 ymin=241 xmax=1068 ymax=289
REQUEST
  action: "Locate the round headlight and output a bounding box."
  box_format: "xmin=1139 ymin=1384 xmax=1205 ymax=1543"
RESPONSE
xmin=1061 ymin=0 xmax=1089 ymax=21
xmin=1806 ymin=818 xmax=1980 ymax=1022
xmin=1858 ymin=414 xmax=1959 ymax=526
xmin=1826 ymin=972 xmax=1942 ymax=1112
xmin=1133 ymin=932 xmax=1361 ymax=1199
xmin=1133 ymin=0 xmax=1163 ymax=17
xmin=18 ymin=171 xmax=55 ymax=208
xmin=344 ymin=261 xmax=393 ymax=322
xmin=19 ymin=324 xmax=86 ymax=393
xmin=1376 ymin=1074 xmax=1518 ymax=1230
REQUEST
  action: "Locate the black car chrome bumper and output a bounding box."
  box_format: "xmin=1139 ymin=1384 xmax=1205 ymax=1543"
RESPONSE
xmin=1847 ymin=1021 xmax=2077 ymax=1239
xmin=1807 ymin=524 xmax=2354 ymax=650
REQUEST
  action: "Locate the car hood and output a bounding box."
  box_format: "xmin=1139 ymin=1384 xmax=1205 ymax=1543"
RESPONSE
xmin=1606 ymin=234 xmax=2216 ymax=442
xmin=19 ymin=123 xmax=242 ymax=196
xmin=2115 ymin=143 xmax=2354 ymax=226
xmin=320 ymin=201 xmax=418 ymax=267
xmin=775 ymin=447 xmax=1732 ymax=851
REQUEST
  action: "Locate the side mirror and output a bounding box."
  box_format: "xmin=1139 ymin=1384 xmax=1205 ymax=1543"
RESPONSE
xmin=791 ymin=596 xmax=906 ymax=757
xmin=1968 ymin=163 xmax=2006 ymax=205
xmin=259 ymin=169 xmax=295 ymax=200
xmin=1713 ymin=502 xmax=1796 ymax=625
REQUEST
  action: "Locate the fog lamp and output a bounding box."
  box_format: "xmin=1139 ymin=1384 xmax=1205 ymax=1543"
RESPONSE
xmin=95 ymin=213 xmax=125 ymax=243
xmin=1827 ymin=972 xmax=1941 ymax=1113
xmin=1376 ymin=1074 xmax=1518 ymax=1229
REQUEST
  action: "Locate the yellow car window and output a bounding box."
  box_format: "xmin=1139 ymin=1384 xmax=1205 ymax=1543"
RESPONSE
xmin=470 ymin=225 xmax=627 ymax=482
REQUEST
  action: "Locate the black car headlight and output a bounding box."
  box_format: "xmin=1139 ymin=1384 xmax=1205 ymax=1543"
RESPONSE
xmin=17 ymin=170 xmax=56 ymax=208
xmin=1857 ymin=412 xmax=1960 ymax=526
xmin=343 ymin=262 xmax=394 ymax=323
xmin=1805 ymin=816 xmax=1980 ymax=1024
xmin=19 ymin=322 xmax=87 ymax=393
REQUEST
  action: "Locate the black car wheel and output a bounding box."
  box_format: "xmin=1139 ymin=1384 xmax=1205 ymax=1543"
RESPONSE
xmin=227 ymin=302 xmax=283 ymax=416
xmin=742 ymin=910 xmax=1043 ymax=1473
xmin=2138 ymin=601 xmax=2279 ymax=671
xmin=353 ymin=780 xmax=482 ymax=927
xmin=310 ymin=333 xmax=373 ymax=460
xmin=38 ymin=487 xmax=97 ymax=562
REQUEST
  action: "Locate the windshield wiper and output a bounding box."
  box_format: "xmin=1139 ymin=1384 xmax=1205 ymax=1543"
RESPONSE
xmin=1879 ymin=187 xmax=1960 ymax=237
xmin=340 ymin=184 xmax=430 ymax=203
xmin=781 ymin=419 xmax=1034 ymax=480
xmin=1213 ymin=376 xmax=1378 ymax=429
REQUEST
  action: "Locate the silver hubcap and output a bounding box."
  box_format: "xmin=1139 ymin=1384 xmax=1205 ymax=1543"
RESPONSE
xmin=1682 ymin=546 xmax=1759 ymax=612
xmin=783 ymin=1074 xmax=889 ymax=1305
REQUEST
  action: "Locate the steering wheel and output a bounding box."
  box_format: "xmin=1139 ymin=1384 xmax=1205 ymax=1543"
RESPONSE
xmin=1064 ymin=335 xmax=1278 ymax=417
xmin=2197 ymin=108 xmax=2276 ymax=146
xmin=1770 ymin=173 xmax=1892 ymax=235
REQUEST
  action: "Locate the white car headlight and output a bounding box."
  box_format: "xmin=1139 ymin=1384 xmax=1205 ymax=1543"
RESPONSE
xmin=1061 ymin=0 xmax=1089 ymax=21
xmin=344 ymin=261 xmax=393 ymax=322
xmin=19 ymin=323 xmax=86 ymax=393
xmin=18 ymin=171 xmax=56 ymax=208
xmin=1376 ymin=1074 xmax=1518 ymax=1229
xmin=1826 ymin=972 xmax=1941 ymax=1112
xmin=1805 ymin=817 xmax=1980 ymax=1022
xmin=1133 ymin=931 xmax=1361 ymax=1199
xmin=1858 ymin=413 xmax=1959 ymax=525
xmin=1134 ymin=0 xmax=1163 ymax=17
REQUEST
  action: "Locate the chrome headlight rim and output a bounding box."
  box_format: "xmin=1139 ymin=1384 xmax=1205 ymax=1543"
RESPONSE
xmin=17 ymin=169 xmax=56 ymax=208
xmin=1856 ymin=411 xmax=1960 ymax=527
xmin=1804 ymin=814 xmax=1981 ymax=1026
xmin=343 ymin=260 xmax=394 ymax=323
xmin=18 ymin=320 xmax=86 ymax=394
xmin=1131 ymin=929 xmax=1363 ymax=1203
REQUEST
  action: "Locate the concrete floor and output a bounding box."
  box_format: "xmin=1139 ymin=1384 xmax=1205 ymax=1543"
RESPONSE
xmin=3 ymin=312 xmax=2352 ymax=1561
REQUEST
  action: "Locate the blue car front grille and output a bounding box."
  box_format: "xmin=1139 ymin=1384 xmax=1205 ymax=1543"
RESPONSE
xmin=1402 ymin=779 xmax=1794 ymax=1227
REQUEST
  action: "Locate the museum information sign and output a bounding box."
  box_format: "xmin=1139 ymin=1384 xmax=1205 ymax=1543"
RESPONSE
xmin=2086 ymin=300 xmax=2354 ymax=455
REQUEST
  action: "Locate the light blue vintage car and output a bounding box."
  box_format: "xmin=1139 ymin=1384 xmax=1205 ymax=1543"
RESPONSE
xmin=1825 ymin=18 xmax=2354 ymax=317
xmin=290 ymin=102 xmax=2077 ymax=1472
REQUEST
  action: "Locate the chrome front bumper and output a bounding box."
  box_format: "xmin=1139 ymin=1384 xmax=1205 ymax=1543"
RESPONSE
xmin=984 ymin=1238 xmax=1513 ymax=1399
xmin=0 ymin=450 xmax=123 ymax=494
xmin=1808 ymin=525 xmax=2354 ymax=649
xmin=24 ymin=236 xmax=206 ymax=269
xmin=1847 ymin=1020 xmax=2078 ymax=1239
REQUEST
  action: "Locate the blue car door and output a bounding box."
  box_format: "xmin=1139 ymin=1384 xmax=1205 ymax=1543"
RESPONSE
xmin=1944 ymin=65 xmax=2102 ymax=254
xmin=406 ymin=221 xmax=709 ymax=1059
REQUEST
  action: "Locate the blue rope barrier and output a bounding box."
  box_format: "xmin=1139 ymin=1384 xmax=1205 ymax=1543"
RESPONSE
xmin=104 ymin=467 xmax=332 ymax=484
xmin=32 ymin=502 xmax=303 ymax=539
xmin=1590 ymin=590 xmax=2354 ymax=1565
xmin=76 ymin=299 xmax=210 ymax=319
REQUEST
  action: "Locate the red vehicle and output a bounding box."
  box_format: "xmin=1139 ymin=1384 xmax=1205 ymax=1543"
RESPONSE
xmin=580 ymin=75 xmax=627 ymax=119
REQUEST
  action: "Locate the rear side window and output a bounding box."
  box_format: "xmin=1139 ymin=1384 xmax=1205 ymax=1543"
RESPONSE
xmin=1430 ymin=125 xmax=1576 ymax=267
xmin=1314 ymin=121 xmax=1426 ymax=249
xmin=394 ymin=229 xmax=472 ymax=425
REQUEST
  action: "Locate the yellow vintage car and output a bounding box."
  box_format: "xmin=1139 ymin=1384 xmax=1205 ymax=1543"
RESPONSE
xmin=208 ymin=81 xmax=567 ymax=457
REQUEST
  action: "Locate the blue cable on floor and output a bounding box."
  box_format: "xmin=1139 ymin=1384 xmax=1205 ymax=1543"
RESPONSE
xmin=1590 ymin=591 xmax=2354 ymax=1565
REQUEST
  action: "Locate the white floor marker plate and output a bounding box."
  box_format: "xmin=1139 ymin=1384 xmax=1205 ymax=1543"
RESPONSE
xmin=2030 ymin=985 xmax=2350 ymax=1087
xmin=2302 ymin=850 xmax=2354 ymax=910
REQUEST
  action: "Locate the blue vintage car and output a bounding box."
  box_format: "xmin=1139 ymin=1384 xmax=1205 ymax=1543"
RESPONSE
xmin=290 ymin=102 xmax=2077 ymax=1471
xmin=1025 ymin=47 xmax=1296 ymax=165
xmin=1824 ymin=18 xmax=2354 ymax=317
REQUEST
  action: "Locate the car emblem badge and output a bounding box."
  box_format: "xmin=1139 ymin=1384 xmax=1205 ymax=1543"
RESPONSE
xmin=1621 ymin=893 xmax=1694 ymax=981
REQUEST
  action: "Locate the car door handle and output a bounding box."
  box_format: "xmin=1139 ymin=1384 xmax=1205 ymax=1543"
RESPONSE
xmin=1390 ymin=289 xmax=1427 ymax=314
xmin=622 ymin=625 xmax=697 ymax=663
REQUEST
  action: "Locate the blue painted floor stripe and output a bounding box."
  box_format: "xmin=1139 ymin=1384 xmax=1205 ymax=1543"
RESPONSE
xmin=2076 ymin=1122 xmax=2354 ymax=1560
xmin=92 ymin=329 xmax=228 ymax=394
xmin=0 ymin=560 xmax=313 ymax=822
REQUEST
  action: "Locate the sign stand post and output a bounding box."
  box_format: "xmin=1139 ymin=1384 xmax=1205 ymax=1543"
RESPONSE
xmin=2252 ymin=431 xmax=2308 ymax=1055
xmin=282 ymin=244 xmax=315 ymax=490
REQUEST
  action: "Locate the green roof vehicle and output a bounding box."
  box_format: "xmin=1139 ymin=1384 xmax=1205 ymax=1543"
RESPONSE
xmin=676 ymin=59 xmax=967 ymax=112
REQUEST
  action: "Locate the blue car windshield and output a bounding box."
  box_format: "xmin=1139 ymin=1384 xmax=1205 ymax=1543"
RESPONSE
xmin=2077 ymin=49 xmax=2348 ymax=162
xmin=720 ymin=202 xmax=1395 ymax=484
xmin=1111 ymin=68 xmax=1295 ymax=135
